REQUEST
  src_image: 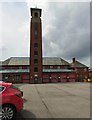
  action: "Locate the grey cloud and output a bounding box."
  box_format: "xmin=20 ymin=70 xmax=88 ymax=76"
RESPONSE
xmin=43 ymin=2 xmax=90 ymax=66
xmin=1 ymin=2 xmax=90 ymax=67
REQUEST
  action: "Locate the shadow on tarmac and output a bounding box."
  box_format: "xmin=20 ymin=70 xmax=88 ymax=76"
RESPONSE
xmin=12 ymin=109 xmax=36 ymax=120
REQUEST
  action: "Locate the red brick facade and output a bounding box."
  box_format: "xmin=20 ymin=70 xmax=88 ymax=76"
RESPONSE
xmin=30 ymin=8 xmax=42 ymax=83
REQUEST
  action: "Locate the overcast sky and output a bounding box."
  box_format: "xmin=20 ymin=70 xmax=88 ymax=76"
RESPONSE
xmin=0 ymin=0 xmax=91 ymax=67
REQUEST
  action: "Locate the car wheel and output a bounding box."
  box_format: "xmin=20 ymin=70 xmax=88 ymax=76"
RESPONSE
xmin=0 ymin=105 xmax=16 ymax=120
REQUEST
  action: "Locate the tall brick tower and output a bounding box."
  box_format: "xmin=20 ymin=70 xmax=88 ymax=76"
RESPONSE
xmin=30 ymin=8 xmax=42 ymax=83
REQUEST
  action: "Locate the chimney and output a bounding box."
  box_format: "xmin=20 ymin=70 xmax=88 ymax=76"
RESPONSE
xmin=73 ymin=58 xmax=76 ymax=63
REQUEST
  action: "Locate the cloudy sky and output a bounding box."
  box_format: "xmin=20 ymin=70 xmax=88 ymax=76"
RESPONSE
xmin=0 ymin=0 xmax=91 ymax=67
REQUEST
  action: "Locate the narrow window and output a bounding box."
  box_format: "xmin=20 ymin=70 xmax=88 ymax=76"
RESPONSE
xmin=34 ymin=67 xmax=38 ymax=72
xmin=34 ymin=51 xmax=38 ymax=55
xmin=34 ymin=12 xmax=38 ymax=17
xmin=34 ymin=43 xmax=38 ymax=47
xmin=34 ymin=59 xmax=38 ymax=63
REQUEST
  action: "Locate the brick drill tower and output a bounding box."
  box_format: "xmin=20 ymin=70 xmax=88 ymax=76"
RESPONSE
xmin=30 ymin=8 xmax=42 ymax=83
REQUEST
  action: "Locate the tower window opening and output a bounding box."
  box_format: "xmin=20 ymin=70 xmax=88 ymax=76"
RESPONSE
xmin=34 ymin=51 xmax=38 ymax=55
xmin=34 ymin=59 xmax=38 ymax=63
xmin=34 ymin=67 xmax=38 ymax=72
xmin=34 ymin=12 xmax=38 ymax=17
xmin=34 ymin=43 xmax=38 ymax=47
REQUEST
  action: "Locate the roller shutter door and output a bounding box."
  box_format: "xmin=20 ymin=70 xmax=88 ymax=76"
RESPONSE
xmin=51 ymin=74 xmax=58 ymax=83
xmin=43 ymin=74 xmax=49 ymax=83
xmin=22 ymin=74 xmax=29 ymax=83
xmin=60 ymin=74 xmax=67 ymax=82
xmin=68 ymin=74 xmax=76 ymax=82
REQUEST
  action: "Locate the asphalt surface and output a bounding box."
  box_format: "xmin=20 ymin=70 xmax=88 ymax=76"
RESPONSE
xmin=13 ymin=82 xmax=90 ymax=119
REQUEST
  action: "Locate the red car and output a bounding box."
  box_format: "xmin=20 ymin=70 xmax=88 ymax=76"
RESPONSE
xmin=0 ymin=82 xmax=23 ymax=120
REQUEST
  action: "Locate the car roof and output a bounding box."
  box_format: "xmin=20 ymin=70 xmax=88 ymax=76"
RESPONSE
xmin=0 ymin=81 xmax=12 ymax=87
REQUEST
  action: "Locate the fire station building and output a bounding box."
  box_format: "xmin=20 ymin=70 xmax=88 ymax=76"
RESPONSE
xmin=0 ymin=57 xmax=89 ymax=83
xmin=0 ymin=8 xmax=89 ymax=83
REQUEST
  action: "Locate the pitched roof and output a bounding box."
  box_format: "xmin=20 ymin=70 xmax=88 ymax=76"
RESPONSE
xmin=1 ymin=57 xmax=88 ymax=68
xmin=2 ymin=58 xmax=11 ymax=65
xmin=2 ymin=57 xmax=29 ymax=66
xmin=71 ymin=60 xmax=88 ymax=68
xmin=2 ymin=57 xmax=69 ymax=66
xmin=43 ymin=57 xmax=69 ymax=65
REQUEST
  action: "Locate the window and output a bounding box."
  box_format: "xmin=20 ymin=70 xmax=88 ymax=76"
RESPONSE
xmin=64 ymin=66 xmax=68 ymax=69
xmin=34 ymin=43 xmax=38 ymax=47
xmin=50 ymin=66 xmax=53 ymax=69
xmin=34 ymin=59 xmax=38 ymax=63
xmin=57 ymin=66 xmax=60 ymax=69
xmin=43 ymin=66 xmax=45 ymax=69
xmin=3 ymin=75 xmax=10 ymax=81
xmin=19 ymin=66 xmax=22 ymax=69
xmin=34 ymin=51 xmax=38 ymax=55
xmin=0 ymin=86 xmax=5 ymax=93
xmin=13 ymin=75 xmax=20 ymax=81
xmin=34 ymin=12 xmax=38 ymax=17
xmin=34 ymin=67 xmax=38 ymax=72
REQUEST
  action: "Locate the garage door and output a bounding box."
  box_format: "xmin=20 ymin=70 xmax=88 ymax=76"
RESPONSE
xmin=42 ymin=74 xmax=50 ymax=83
xmin=51 ymin=74 xmax=58 ymax=83
xmin=60 ymin=74 xmax=67 ymax=82
xmin=22 ymin=74 xmax=29 ymax=83
xmin=68 ymin=74 xmax=76 ymax=82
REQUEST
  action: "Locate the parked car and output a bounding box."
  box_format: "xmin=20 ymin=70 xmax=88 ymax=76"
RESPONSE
xmin=0 ymin=82 xmax=23 ymax=120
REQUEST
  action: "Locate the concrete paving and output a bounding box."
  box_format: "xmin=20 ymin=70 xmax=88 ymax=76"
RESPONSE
xmin=18 ymin=83 xmax=90 ymax=118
